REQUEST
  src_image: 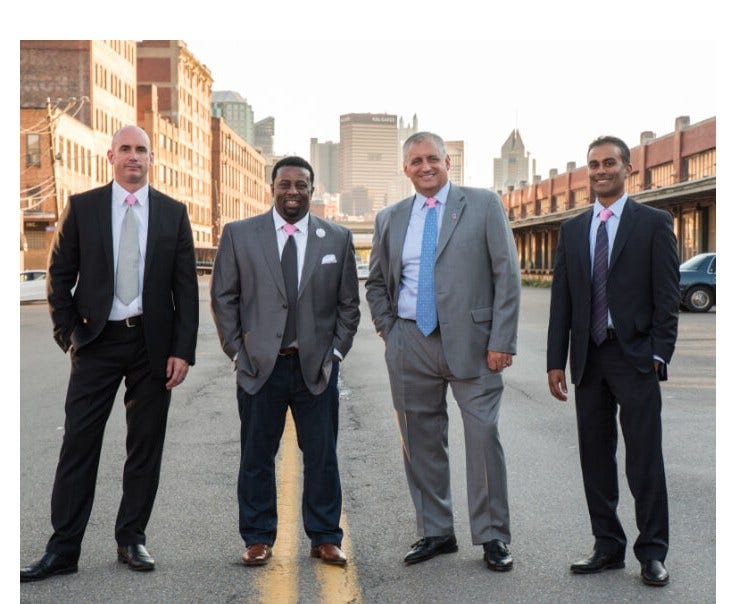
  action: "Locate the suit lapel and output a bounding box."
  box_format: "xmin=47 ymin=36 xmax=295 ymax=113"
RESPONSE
xmin=100 ymin=183 xmax=114 ymax=276
xmin=609 ymin=198 xmax=637 ymax=271
xmin=436 ymin=184 xmax=465 ymax=259
xmin=299 ymin=217 xmax=323 ymax=297
xmin=577 ymin=208 xmax=594 ymax=281
xmin=389 ymin=198 xmax=413 ymax=290
xmin=257 ymin=213 xmax=287 ymax=298
xmin=144 ymin=187 xmax=162 ymax=286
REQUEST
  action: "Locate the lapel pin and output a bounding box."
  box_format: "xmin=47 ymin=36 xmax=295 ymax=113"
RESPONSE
xmin=316 ymin=228 xmax=326 ymax=238
xmin=452 ymin=213 xmax=457 ymax=220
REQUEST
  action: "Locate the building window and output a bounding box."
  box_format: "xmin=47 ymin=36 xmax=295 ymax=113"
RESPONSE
xmin=26 ymin=133 xmax=41 ymax=167
xmin=687 ymin=149 xmax=716 ymax=180
xmin=647 ymin=162 xmax=675 ymax=189
xmin=25 ymin=230 xmax=46 ymax=250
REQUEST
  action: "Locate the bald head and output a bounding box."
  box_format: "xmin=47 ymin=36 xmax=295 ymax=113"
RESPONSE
xmin=107 ymin=126 xmax=154 ymax=192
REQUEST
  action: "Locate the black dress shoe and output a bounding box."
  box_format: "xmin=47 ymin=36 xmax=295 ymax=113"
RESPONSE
xmin=641 ymin=559 xmax=669 ymax=586
xmin=21 ymin=552 xmax=78 ymax=582
xmin=404 ymin=535 xmax=458 ymax=565
xmin=570 ymin=549 xmax=625 ymax=574
xmin=117 ymin=544 xmax=155 ymax=571
xmin=483 ymin=539 xmax=513 ymax=571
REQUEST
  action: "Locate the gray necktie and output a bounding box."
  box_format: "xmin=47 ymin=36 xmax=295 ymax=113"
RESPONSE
xmin=116 ymin=194 xmax=139 ymax=305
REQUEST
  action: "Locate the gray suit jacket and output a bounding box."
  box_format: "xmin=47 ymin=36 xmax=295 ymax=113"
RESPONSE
xmin=210 ymin=211 xmax=360 ymax=395
xmin=365 ymin=183 xmax=521 ymax=379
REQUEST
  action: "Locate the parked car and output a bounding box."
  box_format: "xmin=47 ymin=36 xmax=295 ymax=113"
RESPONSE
xmin=20 ymin=270 xmax=48 ymax=303
xmin=679 ymin=252 xmax=716 ymax=312
xmin=196 ymin=260 xmax=213 ymax=276
xmin=356 ymin=262 xmax=369 ymax=280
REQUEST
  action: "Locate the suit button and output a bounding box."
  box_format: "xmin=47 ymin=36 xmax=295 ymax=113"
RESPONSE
xmin=282 ymin=304 xmax=288 ymax=309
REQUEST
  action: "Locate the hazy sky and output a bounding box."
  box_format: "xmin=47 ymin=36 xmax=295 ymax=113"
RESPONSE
xmin=185 ymin=38 xmax=717 ymax=187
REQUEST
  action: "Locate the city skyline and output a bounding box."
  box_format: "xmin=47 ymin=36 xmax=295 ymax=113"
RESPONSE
xmin=185 ymin=38 xmax=717 ymax=187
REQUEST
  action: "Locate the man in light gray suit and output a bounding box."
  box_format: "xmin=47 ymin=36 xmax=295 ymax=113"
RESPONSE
xmin=210 ymin=156 xmax=360 ymax=568
xmin=366 ymin=132 xmax=521 ymax=570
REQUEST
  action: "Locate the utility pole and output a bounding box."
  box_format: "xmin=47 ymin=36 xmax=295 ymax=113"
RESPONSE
xmin=46 ymin=97 xmax=61 ymax=222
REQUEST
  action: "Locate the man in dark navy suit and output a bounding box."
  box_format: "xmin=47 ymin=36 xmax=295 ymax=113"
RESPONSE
xmin=547 ymin=135 xmax=680 ymax=587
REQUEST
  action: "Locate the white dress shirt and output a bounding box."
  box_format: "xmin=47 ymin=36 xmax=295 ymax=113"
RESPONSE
xmin=272 ymin=208 xmax=309 ymax=287
xmin=109 ymin=180 xmax=148 ymax=320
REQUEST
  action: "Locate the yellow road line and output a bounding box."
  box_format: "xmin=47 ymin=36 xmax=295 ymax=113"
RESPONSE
xmin=254 ymin=410 xmax=362 ymax=603
xmin=315 ymin=506 xmax=362 ymax=604
xmin=255 ymin=412 xmax=300 ymax=604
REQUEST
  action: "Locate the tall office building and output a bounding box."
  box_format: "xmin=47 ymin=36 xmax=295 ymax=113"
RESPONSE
xmin=255 ymin=117 xmax=275 ymax=157
xmin=339 ymin=113 xmax=401 ymax=217
xmin=309 ymin=138 xmax=340 ymax=197
xmin=211 ymin=90 xmax=254 ymax=145
xmin=396 ymin=114 xmax=420 ymax=199
xmin=445 ymin=140 xmax=465 ymax=186
xmin=493 ymin=128 xmax=529 ymax=193
xmin=211 ymin=116 xmax=268 ymax=246
xmin=137 ymin=39 xmax=214 ymax=249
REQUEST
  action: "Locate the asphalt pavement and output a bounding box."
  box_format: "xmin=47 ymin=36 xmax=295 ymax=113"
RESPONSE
xmin=17 ymin=281 xmax=717 ymax=603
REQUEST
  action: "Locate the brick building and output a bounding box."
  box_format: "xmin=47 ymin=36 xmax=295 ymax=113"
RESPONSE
xmin=20 ymin=40 xmax=137 ymax=269
xmin=210 ymin=116 xmax=269 ymax=247
xmin=20 ymin=40 xmax=270 ymax=270
xmin=503 ymin=116 xmax=716 ymax=272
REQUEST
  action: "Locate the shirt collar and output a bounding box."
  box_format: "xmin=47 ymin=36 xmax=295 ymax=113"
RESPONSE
xmin=272 ymin=207 xmax=310 ymax=233
xmin=594 ymin=193 xmax=627 ymax=219
xmin=414 ymin=180 xmax=451 ymax=209
xmin=113 ymin=180 xmax=149 ymax=207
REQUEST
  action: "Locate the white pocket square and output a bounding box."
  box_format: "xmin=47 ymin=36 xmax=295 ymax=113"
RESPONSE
xmin=321 ymin=254 xmax=337 ymax=264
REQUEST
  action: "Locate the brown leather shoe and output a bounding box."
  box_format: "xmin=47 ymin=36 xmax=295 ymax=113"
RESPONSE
xmin=242 ymin=544 xmax=272 ymax=566
xmin=310 ymin=543 xmax=347 ymax=566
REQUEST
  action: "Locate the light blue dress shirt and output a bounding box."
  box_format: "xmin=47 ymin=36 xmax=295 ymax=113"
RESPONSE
xmin=398 ymin=181 xmax=450 ymax=320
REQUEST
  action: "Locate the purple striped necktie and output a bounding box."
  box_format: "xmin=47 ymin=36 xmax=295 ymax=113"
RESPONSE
xmin=591 ymin=208 xmax=613 ymax=345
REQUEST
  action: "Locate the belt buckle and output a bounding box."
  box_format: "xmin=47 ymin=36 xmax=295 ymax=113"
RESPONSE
xmin=125 ymin=316 xmax=137 ymax=327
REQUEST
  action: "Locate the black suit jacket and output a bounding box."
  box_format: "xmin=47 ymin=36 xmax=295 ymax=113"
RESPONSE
xmin=547 ymin=198 xmax=680 ymax=385
xmin=47 ymin=182 xmax=199 ymax=377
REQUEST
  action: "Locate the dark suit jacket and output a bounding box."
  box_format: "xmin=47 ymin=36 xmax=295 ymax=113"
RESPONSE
xmin=47 ymin=182 xmax=199 ymax=378
xmin=547 ymin=197 xmax=680 ymax=385
xmin=210 ymin=212 xmax=360 ymax=395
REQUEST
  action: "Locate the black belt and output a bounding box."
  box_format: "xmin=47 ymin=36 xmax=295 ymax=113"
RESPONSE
xmin=107 ymin=315 xmax=143 ymax=328
xmin=278 ymin=347 xmax=298 ymax=357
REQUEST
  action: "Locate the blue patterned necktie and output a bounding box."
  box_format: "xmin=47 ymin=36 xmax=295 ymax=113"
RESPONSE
xmin=591 ymin=208 xmax=613 ymax=345
xmin=416 ymin=197 xmax=438 ymax=336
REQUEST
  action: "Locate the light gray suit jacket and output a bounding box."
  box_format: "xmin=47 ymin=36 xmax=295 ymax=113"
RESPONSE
xmin=365 ymin=183 xmax=521 ymax=379
xmin=210 ymin=211 xmax=360 ymax=395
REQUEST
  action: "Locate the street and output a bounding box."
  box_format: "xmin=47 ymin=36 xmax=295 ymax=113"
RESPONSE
xmin=19 ymin=281 xmax=716 ymax=603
